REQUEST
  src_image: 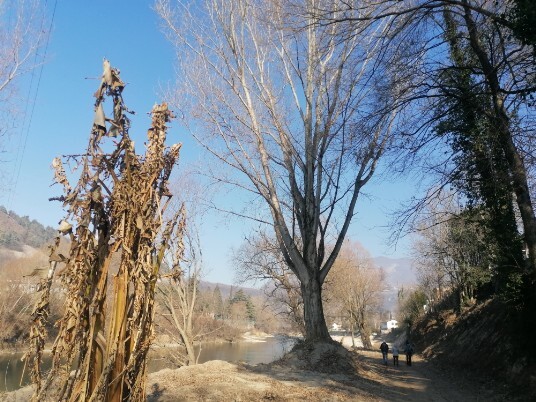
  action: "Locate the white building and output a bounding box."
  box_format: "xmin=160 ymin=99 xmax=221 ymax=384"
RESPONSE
xmin=331 ymin=323 xmax=342 ymax=331
xmin=387 ymin=319 xmax=398 ymax=330
xmin=380 ymin=319 xmax=399 ymax=332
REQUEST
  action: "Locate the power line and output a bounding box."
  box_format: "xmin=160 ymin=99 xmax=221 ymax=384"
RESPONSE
xmin=6 ymin=0 xmax=58 ymax=209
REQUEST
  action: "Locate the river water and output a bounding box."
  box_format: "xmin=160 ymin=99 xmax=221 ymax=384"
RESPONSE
xmin=0 ymin=335 xmax=296 ymax=393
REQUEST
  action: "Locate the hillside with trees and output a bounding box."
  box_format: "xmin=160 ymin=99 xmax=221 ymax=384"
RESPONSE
xmin=0 ymin=206 xmax=56 ymax=252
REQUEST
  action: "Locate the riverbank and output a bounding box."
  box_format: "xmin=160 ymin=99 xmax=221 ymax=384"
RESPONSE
xmin=330 ymin=334 xmax=364 ymax=349
xmin=3 ymin=338 xmax=513 ymax=402
xmin=150 ymin=330 xmax=277 ymax=349
xmin=1 ymin=340 xmax=367 ymax=402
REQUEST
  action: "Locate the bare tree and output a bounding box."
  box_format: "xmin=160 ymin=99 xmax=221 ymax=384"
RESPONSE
xmin=157 ymin=209 xmax=209 ymax=366
xmin=410 ymin=191 xmax=461 ymax=309
xmin=233 ymin=231 xmax=305 ymax=335
xmin=0 ymin=0 xmax=45 ymax=98
xmin=397 ymin=287 xmax=427 ymax=335
xmin=0 ymin=0 xmax=46 ymax=149
xmin=323 ymin=241 xmax=383 ymax=349
xmin=157 ymin=0 xmax=404 ymax=342
xmin=411 ymin=190 xmax=494 ymax=311
xmin=0 ymin=252 xmax=48 ymax=346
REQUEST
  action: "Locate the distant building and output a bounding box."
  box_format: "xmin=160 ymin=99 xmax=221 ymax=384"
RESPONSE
xmin=331 ymin=323 xmax=342 ymax=331
xmin=380 ymin=319 xmax=398 ymax=333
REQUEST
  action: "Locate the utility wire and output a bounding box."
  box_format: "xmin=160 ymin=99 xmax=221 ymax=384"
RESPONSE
xmin=6 ymin=0 xmax=58 ymax=209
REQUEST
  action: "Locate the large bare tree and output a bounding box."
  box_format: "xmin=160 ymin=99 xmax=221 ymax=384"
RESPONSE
xmin=158 ymin=0 xmax=405 ymax=342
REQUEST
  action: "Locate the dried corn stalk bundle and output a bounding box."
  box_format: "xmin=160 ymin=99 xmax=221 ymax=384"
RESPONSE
xmin=26 ymin=59 xmax=184 ymax=402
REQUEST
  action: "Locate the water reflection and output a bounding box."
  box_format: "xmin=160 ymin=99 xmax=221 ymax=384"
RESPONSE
xmin=202 ymin=335 xmax=295 ymax=364
xmin=0 ymin=335 xmax=296 ymax=393
xmin=0 ymin=353 xmax=53 ymax=393
xmin=148 ymin=335 xmax=296 ymax=372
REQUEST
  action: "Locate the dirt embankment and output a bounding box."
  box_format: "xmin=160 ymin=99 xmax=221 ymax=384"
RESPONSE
xmin=410 ymin=298 xmax=536 ymax=400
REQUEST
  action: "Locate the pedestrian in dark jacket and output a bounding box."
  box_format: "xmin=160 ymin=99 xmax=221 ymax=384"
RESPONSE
xmin=405 ymin=340 xmax=414 ymax=366
xmin=380 ymin=341 xmax=389 ymax=365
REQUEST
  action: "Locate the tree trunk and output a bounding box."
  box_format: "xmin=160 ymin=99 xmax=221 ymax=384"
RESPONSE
xmin=455 ymin=287 xmax=463 ymax=313
xmin=300 ymin=277 xmax=331 ymax=342
xmin=358 ymin=320 xmax=372 ymax=349
xmin=182 ymin=317 xmax=197 ymax=366
xmin=184 ymin=333 xmax=197 ymax=365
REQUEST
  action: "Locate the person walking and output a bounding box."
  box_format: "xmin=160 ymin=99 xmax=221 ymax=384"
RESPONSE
xmin=392 ymin=344 xmax=399 ymax=366
xmin=380 ymin=341 xmax=389 ymax=366
xmin=405 ymin=340 xmax=414 ymax=366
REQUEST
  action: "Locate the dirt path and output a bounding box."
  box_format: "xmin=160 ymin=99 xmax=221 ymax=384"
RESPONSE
xmin=357 ymin=350 xmax=501 ymax=401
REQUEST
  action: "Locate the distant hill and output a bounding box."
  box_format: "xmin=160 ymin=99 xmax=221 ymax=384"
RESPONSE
xmin=0 ymin=205 xmax=416 ymax=307
xmin=0 ymin=207 xmax=263 ymax=299
xmin=199 ymin=280 xmax=264 ymax=299
xmin=0 ymin=206 xmax=56 ymax=252
xmin=199 ymin=257 xmax=417 ymax=310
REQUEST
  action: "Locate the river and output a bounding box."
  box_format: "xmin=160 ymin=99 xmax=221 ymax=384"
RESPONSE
xmin=0 ymin=335 xmax=296 ymax=393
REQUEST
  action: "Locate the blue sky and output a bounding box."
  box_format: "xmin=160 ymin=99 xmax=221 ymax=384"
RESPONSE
xmin=0 ymin=1 xmax=414 ymax=285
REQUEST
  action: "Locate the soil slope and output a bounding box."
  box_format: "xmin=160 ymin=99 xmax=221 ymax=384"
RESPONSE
xmin=410 ymin=298 xmax=535 ymax=400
